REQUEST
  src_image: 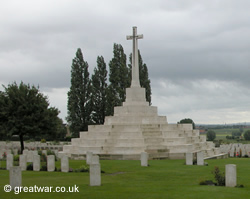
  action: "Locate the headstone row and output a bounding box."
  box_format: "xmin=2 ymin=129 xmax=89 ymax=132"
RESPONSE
xmin=186 ymin=151 xmax=204 ymax=166
xmin=6 ymin=154 xmax=69 ymax=172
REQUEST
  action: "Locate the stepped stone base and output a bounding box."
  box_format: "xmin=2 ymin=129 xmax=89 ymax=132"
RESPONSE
xmin=61 ymin=87 xmax=225 ymax=160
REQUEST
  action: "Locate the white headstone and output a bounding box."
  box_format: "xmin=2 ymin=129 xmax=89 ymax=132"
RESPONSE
xmin=47 ymin=155 xmax=55 ymax=172
xmin=226 ymin=164 xmax=237 ymax=187
xmin=13 ymin=149 xmax=18 ymax=156
xmin=91 ymin=155 xmax=99 ymax=164
xmin=23 ymin=149 xmax=28 ymax=155
xmin=86 ymin=151 xmax=93 ymax=165
xmin=6 ymin=149 xmax=12 ymax=155
xmin=141 ymin=152 xmax=148 ymax=167
xmin=9 ymin=166 xmax=22 ymax=190
xmin=7 ymin=154 xmax=13 ymax=170
xmin=197 ymin=151 xmax=204 ymax=166
xmin=230 ymin=148 xmax=234 ymax=157
xmin=33 ymin=155 xmax=40 ymax=171
xmin=19 ymin=155 xmax=27 ymax=171
xmin=42 ymin=150 xmax=47 ymax=155
xmin=61 ymin=156 xmax=69 ymax=172
xmin=90 ymin=164 xmax=101 ymax=186
xmin=241 ymin=147 xmax=246 ymax=157
xmin=27 ymin=151 xmax=34 ymax=162
xmin=186 ymin=153 xmax=193 ymax=165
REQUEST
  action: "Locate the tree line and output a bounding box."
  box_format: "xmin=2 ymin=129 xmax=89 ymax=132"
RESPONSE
xmin=67 ymin=43 xmax=151 ymax=137
xmin=0 ymin=43 xmax=151 ymax=151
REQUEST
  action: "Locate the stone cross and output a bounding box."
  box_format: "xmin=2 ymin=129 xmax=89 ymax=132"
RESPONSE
xmin=127 ymin=26 xmax=143 ymax=88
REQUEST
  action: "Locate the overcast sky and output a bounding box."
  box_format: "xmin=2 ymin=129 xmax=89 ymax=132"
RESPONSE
xmin=1 ymin=0 xmax=250 ymax=124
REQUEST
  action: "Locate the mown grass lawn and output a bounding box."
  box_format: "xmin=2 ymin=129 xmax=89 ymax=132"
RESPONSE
xmin=0 ymin=158 xmax=249 ymax=199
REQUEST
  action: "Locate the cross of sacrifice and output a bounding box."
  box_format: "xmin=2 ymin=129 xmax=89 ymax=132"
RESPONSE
xmin=127 ymin=26 xmax=143 ymax=88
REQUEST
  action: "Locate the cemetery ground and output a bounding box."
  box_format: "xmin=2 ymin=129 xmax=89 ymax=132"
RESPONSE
xmin=0 ymin=158 xmax=249 ymax=199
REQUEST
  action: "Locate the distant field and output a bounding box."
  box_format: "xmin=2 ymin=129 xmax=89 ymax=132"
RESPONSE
xmin=210 ymin=128 xmax=250 ymax=144
xmin=0 ymin=159 xmax=249 ymax=199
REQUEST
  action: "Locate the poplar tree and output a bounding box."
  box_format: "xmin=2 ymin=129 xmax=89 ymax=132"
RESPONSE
xmin=91 ymin=56 xmax=108 ymax=124
xmin=107 ymin=43 xmax=129 ymax=115
xmin=67 ymin=48 xmax=92 ymax=137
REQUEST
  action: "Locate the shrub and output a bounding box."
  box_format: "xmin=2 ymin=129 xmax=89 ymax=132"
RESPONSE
xmin=232 ymin=130 xmax=241 ymax=137
xmin=40 ymin=165 xmax=47 ymax=171
xmin=199 ymin=180 xmax=215 ymax=186
xmin=243 ymin=130 xmax=250 ymax=140
xmin=14 ymin=155 xmax=20 ymax=162
xmin=65 ymin=136 xmax=72 ymax=141
xmin=74 ymin=164 xmax=89 ymax=172
xmin=2 ymin=152 xmax=7 ymax=159
xmin=40 ymin=154 xmax=47 ymax=162
xmin=47 ymin=150 xmax=55 ymax=156
xmin=27 ymin=163 xmax=33 ymax=171
xmin=41 ymin=138 xmax=46 ymax=143
xmin=212 ymin=166 xmax=225 ymax=186
xmin=207 ymin=130 xmax=216 ymax=141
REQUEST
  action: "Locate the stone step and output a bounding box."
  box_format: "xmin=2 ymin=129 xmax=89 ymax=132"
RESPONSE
xmin=142 ymin=131 xmax=162 ymax=137
xmin=144 ymin=138 xmax=164 ymax=144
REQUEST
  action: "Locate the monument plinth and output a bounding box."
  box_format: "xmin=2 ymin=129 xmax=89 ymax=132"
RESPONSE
xmin=61 ymin=27 xmax=226 ymax=160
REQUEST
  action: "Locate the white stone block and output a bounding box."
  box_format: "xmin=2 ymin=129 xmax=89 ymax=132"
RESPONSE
xmin=141 ymin=152 xmax=148 ymax=166
xmin=42 ymin=150 xmax=47 ymax=155
xmin=226 ymin=164 xmax=237 ymax=187
xmin=90 ymin=164 xmax=101 ymax=186
xmin=23 ymin=149 xmax=28 ymax=155
xmin=33 ymin=155 xmax=40 ymax=171
xmin=7 ymin=154 xmax=13 ymax=170
xmin=197 ymin=151 xmax=204 ymax=166
xmin=47 ymin=155 xmax=55 ymax=172
xmin=19 ymin=155 xmax=27 ymax=171
xmin=186 ymin=153 xmax=193 ymax=165
xmin=86 ymin=151 xmax=93 ymax=165
xmin=27 ymin=151 xmax=34 ymax=162
xmin=61 ymin=156 xmax=69 ymax=172
xmin=13 ymin=149 xmax=18 ymax=156
xmin=91 ymin=155 xmax=99 ymax=164
xmin=230 ymin=149 xmax=234 ymax=157
xmin=9 ymin=166 xmax=22 ymax=190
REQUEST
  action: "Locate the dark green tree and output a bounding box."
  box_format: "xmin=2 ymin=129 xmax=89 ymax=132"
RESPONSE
xmin=178 ymin=118 xmax=195 ymax=129
xmin=243 ymin=130 xmax=250 ymax=140
xmin=232 ymin=130 xmax=241 ymax=137
xmin=207 ymin=130 xmax=216 ymax=141
xmin=0 ymin=82 xmax=61 ymax=153
xmin=91 ymin=56 xmax=108 ymax=124
xmin=128 ymin=50 xmax=151 ymax=104
xmin=107 ymin=43 xmax=129 ymax=115
xmin=67 ymin=48 xmax=92 ymax=137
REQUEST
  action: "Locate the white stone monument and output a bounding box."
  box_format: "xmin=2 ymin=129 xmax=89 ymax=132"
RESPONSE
xmin=61 ymin=156 xmax=69 ymax=172
xmin=47 ymin=155 xmax=55 ymax=172
xmin=9 ymin=166 xmax=22 ymax=190
xmin=59 ymin=27 xmax=226 ymax=160
xmin=90 ymin=163 xmax=101 ymax=186
xmin=186 ymin=153 xmax=193 ymax=165
xmin=226 ymin=164 xmax=237 ymax=187
xmin=7 ymin=154 xmax=13 ymax=170
xmin=33 ymin=155 xmax=40 ymax=171
xmin=19 ymin=155 xmax=27 ymax=171
xmin=141 ymin=152 xmax=148 ymax=167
